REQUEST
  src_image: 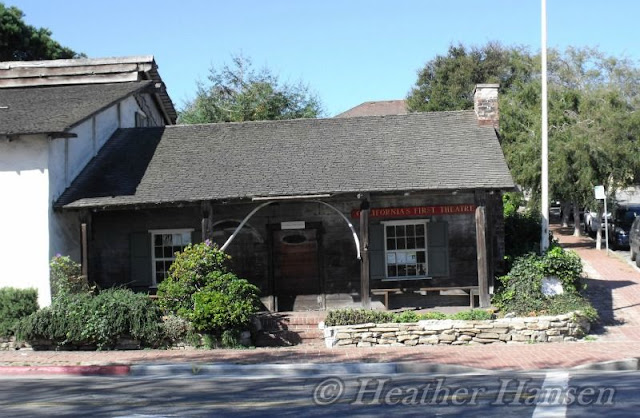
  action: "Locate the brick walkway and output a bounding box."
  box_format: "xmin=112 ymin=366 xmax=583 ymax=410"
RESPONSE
xmin=1 ymin=225 xmax=639 ymax=371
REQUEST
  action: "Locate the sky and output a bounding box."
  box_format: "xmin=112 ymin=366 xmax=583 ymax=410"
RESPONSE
xmin=8 ymin=0 xmax=640 ymax=117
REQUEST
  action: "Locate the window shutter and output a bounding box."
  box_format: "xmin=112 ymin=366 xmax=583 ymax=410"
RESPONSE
xmin=191 ymin=230 xmax=202 ymax=245
xmin=368 ymin=224 xmax=386 ymax=280
xmin=427 ymin=221 xmax=449 ymax=277
xmin=130 ymin=232 xmax=152 ymax=287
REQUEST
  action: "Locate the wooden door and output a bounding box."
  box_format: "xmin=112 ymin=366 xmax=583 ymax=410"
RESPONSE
xmin=273 ymin=229 xmax=320 ymax=311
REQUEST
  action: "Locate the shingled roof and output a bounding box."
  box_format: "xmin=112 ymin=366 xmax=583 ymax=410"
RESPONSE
xmin=335 ymin=100 xmax=408 ymax=118
xmin=0 ymin=81 xmax=153 ymax=136
xmin=57 ymin=111 xmax=514 ymax=209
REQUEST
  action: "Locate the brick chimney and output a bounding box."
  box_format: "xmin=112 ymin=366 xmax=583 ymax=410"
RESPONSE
xmin=473 ymin=84 xmax=499 ymax=128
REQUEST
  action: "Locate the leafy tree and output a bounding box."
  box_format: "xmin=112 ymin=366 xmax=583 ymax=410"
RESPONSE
xmin=500 ymin=47 xmax=640 ymax=239
xmin=179 ymin=54 xmax=323 ymax=123
xmin=406 ymin=42 xmax=534 ymax=112
xmin=408 ymin=42 xmax=640 ymax=243
xmin=0 ymin=3 xmax=82 ymax=61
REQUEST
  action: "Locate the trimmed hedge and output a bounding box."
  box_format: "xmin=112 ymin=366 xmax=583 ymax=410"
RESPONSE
xmin=324 ymin=308 xmax=493 ymax=327
xmin=0 ymin=287 xmax=39 ymax=337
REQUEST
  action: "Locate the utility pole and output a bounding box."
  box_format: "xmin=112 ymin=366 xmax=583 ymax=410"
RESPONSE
xmin=540 ymin=0 xmax=550 ymax=252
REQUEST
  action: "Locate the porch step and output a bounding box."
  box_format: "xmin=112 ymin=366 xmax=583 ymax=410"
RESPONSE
xmin=253 ymin=312 xmax=326 ymax=347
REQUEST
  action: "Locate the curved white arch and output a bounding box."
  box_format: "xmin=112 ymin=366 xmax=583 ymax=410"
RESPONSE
xmin=220 ymin=200 xmax=361 ymax=259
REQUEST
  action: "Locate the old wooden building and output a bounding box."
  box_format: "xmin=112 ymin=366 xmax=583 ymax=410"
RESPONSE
xmin=56 ymin=84 xmax=514 ymax=311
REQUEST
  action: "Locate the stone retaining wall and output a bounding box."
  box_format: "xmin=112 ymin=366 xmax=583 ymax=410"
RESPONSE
xmin=0 ymin=336 xmax=31 ymax=351
xmin=323 ymin=313 xmax=591 ymax=348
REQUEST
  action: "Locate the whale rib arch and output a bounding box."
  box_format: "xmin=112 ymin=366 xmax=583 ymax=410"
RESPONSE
xmin=220 ymin=200 xmax=361 ymax=259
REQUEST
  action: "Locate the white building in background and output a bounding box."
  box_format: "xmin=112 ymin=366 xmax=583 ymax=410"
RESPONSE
xmin=0 ymin=56 xmax=176 ymax=306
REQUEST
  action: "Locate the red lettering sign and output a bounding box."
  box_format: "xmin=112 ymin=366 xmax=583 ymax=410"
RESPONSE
xmin=351 ymin=204 xmax=476 ymax=219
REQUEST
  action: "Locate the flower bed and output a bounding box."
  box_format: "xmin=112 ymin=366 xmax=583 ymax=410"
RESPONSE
xmin=323 ymin=312 xmax=591 ymax=348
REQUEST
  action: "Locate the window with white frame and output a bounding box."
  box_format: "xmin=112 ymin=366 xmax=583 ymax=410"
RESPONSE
xmin=384 ymin=220 xmax=428 ymax=279
xmin=150 ymin=229 xmax=193 ymax=285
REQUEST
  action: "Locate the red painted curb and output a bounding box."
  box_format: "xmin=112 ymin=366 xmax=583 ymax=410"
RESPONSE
xmin=0 ymin=365 xmax=130 ymax=376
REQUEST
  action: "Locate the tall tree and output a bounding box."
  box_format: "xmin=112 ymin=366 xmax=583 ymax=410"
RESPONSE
xmin=407 ymin=42 xmax=640 ymax=242
xmin=0 ymin=3 xmax=82 ymax=61
xmin=500 ymin=48 xmax=640 ymax=238
xmin=179 ymin=55 xmax=323 ymax=124
xmin=406 ymin=42 xmax=534 ymax=112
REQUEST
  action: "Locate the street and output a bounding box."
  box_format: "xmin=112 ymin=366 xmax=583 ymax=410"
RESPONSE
xmin=0 ymin=369 xmax=637 ymax=417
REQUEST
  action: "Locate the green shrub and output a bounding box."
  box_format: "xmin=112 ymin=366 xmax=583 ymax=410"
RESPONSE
xmin=0 ymin=287 xmax=39 ymax=337
xmin=324 ymin=309 xmax=394 ymax=326
xmin=161 ymin=315 xmax=193 ymax=344
xmin=50 ymin=255 xmax=90 ymax=300
xmin=502 ymin=192 xmax=523 ymax=218
xmin=492 ymin=247 xmax=593 ymax=318
xmin=392 ymin=310 xmax=422 ymax=323
xmin=418 ymin=311 xmax=448 ymax=320
xmin=156 ymin=242 xmax=260 ymax=338
xmin=17 ymin=288 xmax=163 ymax=349
xmin=504 ymin=211 xmax=542 ymax=264
xmin=450 ymin=309 xmax=494 ymax=321
xmin=156 ymin=242 xmax=231 ymax=317
xmin=542 ymin=246 xmax=582 ymax=292
xmin=324 ymin=308 xmax=492 ymax=326
xmin=190 ymin=271 xmax=260 ymax=335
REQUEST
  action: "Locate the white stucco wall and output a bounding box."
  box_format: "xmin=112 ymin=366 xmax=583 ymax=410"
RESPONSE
xmin=0 ymin=91 xmax=168 ymax=307
xmin=0 ymin=135 xmax=51 ymax=307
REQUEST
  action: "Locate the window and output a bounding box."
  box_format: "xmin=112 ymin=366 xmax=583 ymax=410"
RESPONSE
xmin=150 ymin=229 xmax=193 ymax=286
xmin=383 ymin=220 xmax=428 ymax=279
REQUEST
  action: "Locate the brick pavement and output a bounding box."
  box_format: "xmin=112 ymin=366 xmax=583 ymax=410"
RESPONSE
xmin=1 ymin=225 xmax=639 ymax=372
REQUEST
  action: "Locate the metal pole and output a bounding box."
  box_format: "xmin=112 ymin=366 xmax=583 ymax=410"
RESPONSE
xmin=540 ymin=0 xmax=550 ymax=252
xmin=604 ymin=196 xmax=609 ymax=254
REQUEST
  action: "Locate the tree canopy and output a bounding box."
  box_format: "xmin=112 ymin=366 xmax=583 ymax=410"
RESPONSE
xmin=0 ymin=2 xmax=82 ymax=61
xmin=179 ymin=55 xmax=323 ymax=124
xmin=406 ymin=42 xmax=534 ymax=112
xmin=407 ymin=42 xmax=640 ymax=236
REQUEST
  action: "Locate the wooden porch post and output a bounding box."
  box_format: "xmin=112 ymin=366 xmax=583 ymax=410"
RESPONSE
xmin=360 ymin=201 xmax=371 ymax=309
xmin=475 ymin=206 xmax=490 ymax=307
xmin=80 ymin=223 xmax=88 ymax=279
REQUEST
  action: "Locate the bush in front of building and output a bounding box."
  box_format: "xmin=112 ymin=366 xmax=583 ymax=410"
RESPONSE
xmin=156 ymin=241 xmax=261 ymax=341
xmin=324 ymin=308 xmax=493 ymax=326
xmin=16 ymin=288 xmax=164 ymax=349
xmin=0 ymin=287 xmax=39 ymax=337
xmin=50 ymin=254 xmax=91 ymax=299
xmin=156 ymin=241 xmax=231 ymax=317
xmin=492 ymin=246 xmax=597 ymax=321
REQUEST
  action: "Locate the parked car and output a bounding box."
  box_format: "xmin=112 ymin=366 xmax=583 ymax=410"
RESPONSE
xmin=608 ymin=206 xmax=640 ymax=250
xmin=583 ymin=208 xmax=611 ymax=235
xmin=630 ymin=215 xmax=640 ymax=268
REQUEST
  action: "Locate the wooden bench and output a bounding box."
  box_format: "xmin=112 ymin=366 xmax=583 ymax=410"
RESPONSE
xmin=371 ymin=286 xmax=480 ymax=310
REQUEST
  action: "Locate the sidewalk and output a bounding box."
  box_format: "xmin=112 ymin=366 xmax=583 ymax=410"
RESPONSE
xmin=1 ymin=225 xmax=639 ymax=373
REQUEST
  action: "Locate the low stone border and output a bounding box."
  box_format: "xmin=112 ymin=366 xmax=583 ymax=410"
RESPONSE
xmin=0 ymin=336 xmax=31 ymax=351
xmin=323 ymin=312 xmax=591 ymax=348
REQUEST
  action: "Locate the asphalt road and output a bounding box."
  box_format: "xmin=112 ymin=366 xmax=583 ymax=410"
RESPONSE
xmin=0 ymin=370 xmax=637 ymax=417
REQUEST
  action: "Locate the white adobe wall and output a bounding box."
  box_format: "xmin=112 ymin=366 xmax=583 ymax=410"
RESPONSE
xmin=0 ymin=92 xmax=167 ymax=307
xmin=0 ymin=135 xmax=52 ymax=307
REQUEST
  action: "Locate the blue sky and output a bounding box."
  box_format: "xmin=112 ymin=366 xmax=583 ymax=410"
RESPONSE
xmin=8 ymin=0 xmax=640 ymax=116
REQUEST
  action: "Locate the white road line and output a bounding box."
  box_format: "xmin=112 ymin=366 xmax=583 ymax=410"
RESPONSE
xmin=532 ymin=371 xmax=570 ymax=418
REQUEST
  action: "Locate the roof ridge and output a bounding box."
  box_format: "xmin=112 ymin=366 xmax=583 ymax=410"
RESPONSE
xmin=167 ymin=110 xmax=476 ymax=129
